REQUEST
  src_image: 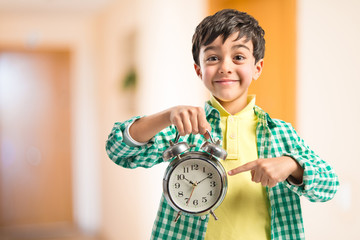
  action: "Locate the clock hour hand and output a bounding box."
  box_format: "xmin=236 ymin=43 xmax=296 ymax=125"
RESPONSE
xmin=183 ymin=177 xmax=196 ymax=186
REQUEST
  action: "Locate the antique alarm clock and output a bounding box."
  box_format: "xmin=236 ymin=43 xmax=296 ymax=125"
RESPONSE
xmin=163 ymin=130 xmax=228 ymax=222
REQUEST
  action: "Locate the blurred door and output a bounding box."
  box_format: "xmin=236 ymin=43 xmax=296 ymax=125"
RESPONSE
xmin=208 ymin=0 xmax=297 ymax=125
xmin=0 ymin=50 xmax=72 ymax=231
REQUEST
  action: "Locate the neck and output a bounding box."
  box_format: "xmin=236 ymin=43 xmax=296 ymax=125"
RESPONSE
xmin=216 ymin=95 xmax=248 ymax=115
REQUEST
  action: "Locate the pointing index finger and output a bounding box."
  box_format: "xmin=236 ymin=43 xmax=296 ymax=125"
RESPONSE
xmin=228 ymin=161 xmax=257 ymax=176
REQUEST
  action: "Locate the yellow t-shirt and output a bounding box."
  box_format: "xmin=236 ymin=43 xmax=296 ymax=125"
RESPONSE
xmin=205 ymin=95 xmax=271 ymax=240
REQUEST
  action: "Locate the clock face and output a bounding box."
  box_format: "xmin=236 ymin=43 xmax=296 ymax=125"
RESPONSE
xmin=167 ymin=158 xmax=224 ymax=214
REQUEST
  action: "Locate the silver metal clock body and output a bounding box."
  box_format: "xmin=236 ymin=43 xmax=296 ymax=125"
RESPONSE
xmin=163 ymin=151 xmax=228 ymax=219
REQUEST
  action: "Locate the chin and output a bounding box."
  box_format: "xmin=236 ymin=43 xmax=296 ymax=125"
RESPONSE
xmin=215 ymin=97 xmax=235 ymax=104
xmin=215 ymin=93 xmax=236 ymax=101
xmin=214 ymin=93 xmax=245 ymax=104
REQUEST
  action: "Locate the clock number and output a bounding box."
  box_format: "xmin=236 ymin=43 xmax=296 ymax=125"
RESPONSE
xmin=202 ymin=197 xmax=207 ymax=203
xmin=174 ymin=183 xmax=180 ymax=189
xmin=178 ymin=191 xmax=184 ymax=197
xmin=210 ymin=181 xmax=216 ymax=187
xmin=208 ymin=190 xmax=213 ymax=196
xmin=184 ymin=164 xmax=199 ymax=173
xmin=207 ymin=173 xmax=213 ymax=179
xmin=203 ymin=167 xmax=206 ymax=173
xmin=193 ymin=200 xmax=198 ymax=206
xmin=177 ymin=174 xmax=185 ymax=180
xmin=191 ymin=164 xmax=199 ymax=171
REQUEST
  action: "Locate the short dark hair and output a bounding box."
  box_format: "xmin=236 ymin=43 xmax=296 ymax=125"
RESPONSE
xmin=192 ymin=9 xmax=265 ymax=65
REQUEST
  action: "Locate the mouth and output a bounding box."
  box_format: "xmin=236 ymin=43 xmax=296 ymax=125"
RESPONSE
xmin=214 ymin=79 xmax=239 ymax=85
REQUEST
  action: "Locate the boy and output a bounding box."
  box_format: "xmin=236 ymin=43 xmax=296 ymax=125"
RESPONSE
xmin=106 ymin=9 xmax=339 ymax=240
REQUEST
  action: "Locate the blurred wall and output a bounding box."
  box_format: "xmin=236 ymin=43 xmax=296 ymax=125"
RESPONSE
xmin=0 ymin=12 xmax=101 ymax=235
xmin=0 ymin=0 xmax=208 ymax=238
xmin=97 ymin=0 xmax=207 ymax=239
xmin=297 ymin=0 xmax=360 ymax=239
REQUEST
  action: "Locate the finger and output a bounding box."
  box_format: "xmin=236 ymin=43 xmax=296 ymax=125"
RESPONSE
xmin=203 ymin=130 xmax=211 ymax=140
xmin=260 ymin=176 xmax=269 ymax=187
xmin=251 ymin=170 xmax=255 ymax=181
xmin=228 ymin=161 xmax=257 ymax=175
xmin=252 ymin=169 xmax=261 ymax=183
xmin=268 ymin=179 xmax=277 ymax=188
xmin=173 ymin=117 xmax=185 ymax=136
xmin=180 ymin=112 xmax=192 ymax=135
xmin=197 ymin=108 xmax=211 ymax=136
xmin=189 ymin=109 xmax=199 ymax=134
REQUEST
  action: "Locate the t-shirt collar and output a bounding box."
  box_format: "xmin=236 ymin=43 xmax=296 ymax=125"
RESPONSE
xmin=209 ymin=95 xmax=256 ymax=117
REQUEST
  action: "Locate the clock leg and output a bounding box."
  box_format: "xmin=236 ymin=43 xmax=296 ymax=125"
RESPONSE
xmin=210 ymin=210 xmax=218 ymax=220
xmin=174 ymin=211 xmax=182 ymax=222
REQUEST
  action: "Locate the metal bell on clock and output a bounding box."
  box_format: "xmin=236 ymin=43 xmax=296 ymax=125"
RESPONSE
xmin=162 ymin=134 xmax=189 ymax=161
xmin=200 ymin=130 xmax=227 ymax=160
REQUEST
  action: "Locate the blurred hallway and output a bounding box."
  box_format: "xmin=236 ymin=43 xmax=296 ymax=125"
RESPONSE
xmin=0 ymin=0 xmax=359 ymax=239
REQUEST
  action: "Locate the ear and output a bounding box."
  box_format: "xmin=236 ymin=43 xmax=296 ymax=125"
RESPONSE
xmin=194 ymin=64 xmax=202 ymax=79
xmin=253 ymin=59 xmax=264 ymax=80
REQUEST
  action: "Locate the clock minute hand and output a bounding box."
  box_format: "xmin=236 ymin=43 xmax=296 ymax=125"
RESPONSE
xmin=197 ymin=175 xmax=210 ymax=185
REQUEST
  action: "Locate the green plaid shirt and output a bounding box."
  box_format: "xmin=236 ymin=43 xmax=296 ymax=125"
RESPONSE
xmin=106 ymin=102 xmax=339 ymax=240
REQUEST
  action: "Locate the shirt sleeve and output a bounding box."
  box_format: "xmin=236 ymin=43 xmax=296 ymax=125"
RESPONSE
xmin=123 ymin=120 xmax=149 ymax=147
xmin=280 ymin=123 xmax=339 ymax=202
xmin=105 ymin=116 xmax=177 ymax=169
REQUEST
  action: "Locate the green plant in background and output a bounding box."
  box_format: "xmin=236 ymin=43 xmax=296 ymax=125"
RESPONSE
xmin=122 ymin=68 xmax=137 ymax=90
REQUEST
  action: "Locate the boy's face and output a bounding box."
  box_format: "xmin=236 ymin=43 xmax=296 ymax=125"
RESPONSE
xmin=194 ymin=32 xmax=263 ymax=112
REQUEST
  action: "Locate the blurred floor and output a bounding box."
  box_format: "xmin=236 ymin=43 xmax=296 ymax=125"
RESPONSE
xmin=0 ymin=223 xmax=99 ymax=240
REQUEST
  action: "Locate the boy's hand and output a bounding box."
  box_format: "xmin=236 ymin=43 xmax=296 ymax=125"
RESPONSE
xmin=228 ymin=156 xmax=304 ymax=188
xmin=169 ymin=106 xmax=211 ymax=138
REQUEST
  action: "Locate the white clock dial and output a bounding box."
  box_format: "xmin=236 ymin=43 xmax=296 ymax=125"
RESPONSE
xmin=167 ymin=158 xmax=223 ymax=213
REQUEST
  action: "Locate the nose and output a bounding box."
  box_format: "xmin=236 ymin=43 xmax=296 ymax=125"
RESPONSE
xmin=218 ymin=58 xmax=232 ymax=74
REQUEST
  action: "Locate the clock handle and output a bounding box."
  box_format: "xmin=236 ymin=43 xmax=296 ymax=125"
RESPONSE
xmin=206 ymin=129 xmax=222 ymax=146
xmin=174 ymin=131 xmax=180 ymax=144
xmin=172 ymin=128 xmax=214 ymax=145
xmin=206 ymin=129 xmax=215 ymax=144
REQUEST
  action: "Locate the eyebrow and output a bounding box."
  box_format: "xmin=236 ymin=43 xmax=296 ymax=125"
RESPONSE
xmin=203 ymin=46 xmax=218 ymax=53
xmin=203 ymin=44 xmax=250 ymax=53
xmin=232 ymin=44 xmax=250 ymax=51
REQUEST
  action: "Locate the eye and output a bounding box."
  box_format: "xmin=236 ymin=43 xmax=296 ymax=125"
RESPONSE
xmin=234 ymin=55 xmax=245 ymax=61
xmin=206 ymin=56 xmax=219 ymax=62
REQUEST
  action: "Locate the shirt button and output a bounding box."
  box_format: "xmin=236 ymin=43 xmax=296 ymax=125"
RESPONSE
xmin=201 ymin=215 xmax=207 ymax=220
